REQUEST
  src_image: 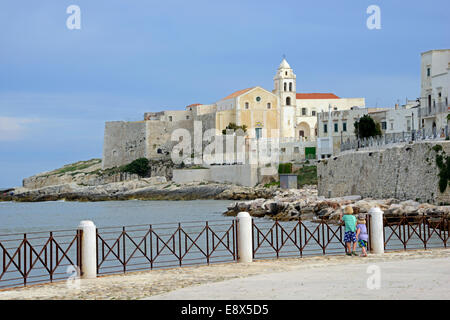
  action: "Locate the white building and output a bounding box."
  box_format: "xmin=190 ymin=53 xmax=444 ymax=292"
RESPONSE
xmin=419 ymin=49 xmax=450 ymax=133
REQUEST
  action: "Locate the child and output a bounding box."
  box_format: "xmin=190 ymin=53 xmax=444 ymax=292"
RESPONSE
xmin=340 ymin=206 xmax=357 ymax=256
xmin=356 ymin=213 xmax=369 ymax=257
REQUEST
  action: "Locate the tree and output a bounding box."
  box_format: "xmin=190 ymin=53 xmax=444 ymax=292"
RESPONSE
xmin=222 ymin=123 xmax=248 ymax=135
xmin=122 ymin=158 xmax=150 ymax=177
xmin=354 ymin=115 xmax=382 ymax=139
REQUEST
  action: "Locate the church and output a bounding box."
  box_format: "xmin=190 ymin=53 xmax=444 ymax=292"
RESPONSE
xmin=102 ymin=59 xmax=365 ymax=169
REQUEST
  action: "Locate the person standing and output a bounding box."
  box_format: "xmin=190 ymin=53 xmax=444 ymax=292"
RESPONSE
xmin=340 ymin=206 xmax=357 ymax=256
xmin=356 ymin=213 xmax=369 ymax=257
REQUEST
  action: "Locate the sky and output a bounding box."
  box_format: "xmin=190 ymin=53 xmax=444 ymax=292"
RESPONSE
xmin=0 ymin=0 xmax=449 ymax=188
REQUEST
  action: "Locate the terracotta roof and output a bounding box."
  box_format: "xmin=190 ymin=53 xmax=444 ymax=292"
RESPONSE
xmin=296 ymin=93 xmax=340 ymax=100
xmin=186 ymin=103 xmax=202 ymax=109
xmin=221 ymin=87 xmax=255 ymax=101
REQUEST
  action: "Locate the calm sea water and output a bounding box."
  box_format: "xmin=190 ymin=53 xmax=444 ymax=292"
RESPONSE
xmin=0 ymin=200 xmax=234 ymax=234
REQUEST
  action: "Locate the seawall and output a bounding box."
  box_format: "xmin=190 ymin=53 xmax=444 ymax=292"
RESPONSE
xmin=317 ymin=141 xmax=450 ymax=205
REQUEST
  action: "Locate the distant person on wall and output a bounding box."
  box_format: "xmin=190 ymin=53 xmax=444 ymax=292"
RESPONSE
xmin=356 ymin=213 xmax=369 ymax=257
xmin=340 ymin=206 xmax=357 ymax=256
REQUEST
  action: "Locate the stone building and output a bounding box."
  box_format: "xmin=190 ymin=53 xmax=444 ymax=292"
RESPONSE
xmin=102 ymin=58 xmax=365 ymax=169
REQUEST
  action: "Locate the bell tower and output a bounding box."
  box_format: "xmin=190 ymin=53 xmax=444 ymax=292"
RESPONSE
xmin=273 ymin=58 xmax=297 ymax=107
xmin=273 ymin=58 xmax=296 ymax=138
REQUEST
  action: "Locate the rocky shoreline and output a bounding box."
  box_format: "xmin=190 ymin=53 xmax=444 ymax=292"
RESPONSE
xmin=0 ymin=178 xmax=277 ymax=202
xmin=223 ymin=186 xmax=450 ymax=224
xmin=3 ymin=180 xmax=449 ymax=227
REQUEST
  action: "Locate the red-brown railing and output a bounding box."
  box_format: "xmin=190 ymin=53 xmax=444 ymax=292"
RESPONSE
xmin=95 ymin=220 xmax=237 ymax=275
xmin=252 ymin=219 xmax=355 ymax=259
xmin=383 ymin=215 xmax=448 ymax=251
xmin=0 ymin=229 xmax=81 ymax=289
xmin=1 ymin=213 xmax=448 ymax=290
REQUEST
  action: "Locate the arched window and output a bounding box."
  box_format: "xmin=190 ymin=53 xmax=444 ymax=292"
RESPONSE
xmin=286 ymin=97 xmax=291 ymax=106
xmin=267 ymin=103 xmax=271 ymax=109
xmin=283 ymin=82 xmax=287 ymax=92
xmin=245 ymin=102 xmax=249 ymax=109
xmin=289 ymin=82 xmax=292 ymax=91
xmin=302 ymin=108 xmax=307 ymax=116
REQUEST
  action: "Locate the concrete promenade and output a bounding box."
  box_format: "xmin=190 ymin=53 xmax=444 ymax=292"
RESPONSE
xmin=0 ymin=249 xmax=449 ymax=300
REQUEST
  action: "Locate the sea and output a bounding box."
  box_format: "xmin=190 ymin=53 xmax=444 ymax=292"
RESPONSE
xmin=0 ymin=200 xmax=235 ymax=234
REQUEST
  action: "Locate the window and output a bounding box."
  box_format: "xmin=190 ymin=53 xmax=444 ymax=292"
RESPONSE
xmin=168 ymin=116 xmax=173 ymax=122
xmin=302 ymin=108 xmax=307 ymax=116
xmin=333 ymin=107 xmax=338 ymax=111
xmin=245 ymin=102 xmax=249 ymax=109
xmin=255 ymin=128 xmax=262 ymax=139
xmin=289 ymin=82 xmax=292 ymax=91
xmin=343 ymin=122 xmax=347 ymax=132
xmin=427 ymin=68 xmax=431 ymax=77
xmin=299 ymin=130 xmax=304 ymax=137
xmin=281 ymin=148 xmax=286 ymax=153
xmin=286 ymin=97 xmax=291 ymax=106
xmin=186 ymin=115 xmax=190 ymax=120
xmin=324 ymin=124 xmax=328 ymax=133
xmin=390 ymin=122 xmax=394 ymax=130
xmin=334 ymin=123 xmax=338 ymax=133
xmin=381 ymin=121 xmax=387 ymax=130
xmin=284 ymin=82 xmax=287 ymax=91
xmin=407 ymin=119 xmax=411 ymax=131
xmin=255 ymin=96 xmax=261 ymax=102
xmin=294 ymin=147 xmax=299 ymax=153
xmin=285 ymin=71 xmax=288 ymax=76
xmin=312 ymin=110 xmax=316 ymax=116
xmin=267 ymin=103 xmax=271 ymax=109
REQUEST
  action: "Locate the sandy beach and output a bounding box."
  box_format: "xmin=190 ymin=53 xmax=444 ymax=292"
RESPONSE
xmin=0 ymin=248 xmax=449 ymax=300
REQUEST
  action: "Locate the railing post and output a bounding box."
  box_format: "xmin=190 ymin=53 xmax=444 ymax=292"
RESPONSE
xmin=368 ymin=207 xmax=384 ymax=254
xmin=237 ymin=212 xmax=253 ymax=263
xmin=78 ymin=220 xmax=97 ymax=279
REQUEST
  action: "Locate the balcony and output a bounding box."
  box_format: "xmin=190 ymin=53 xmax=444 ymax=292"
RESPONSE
xmin=418 ymin=102 xmax=448 ymax=118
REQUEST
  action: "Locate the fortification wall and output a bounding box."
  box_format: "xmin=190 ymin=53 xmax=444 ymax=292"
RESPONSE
xmin=102 ymin=121 xmax=147 ymax=169
xmin=317 ymin=141 xmax=450 ymax=204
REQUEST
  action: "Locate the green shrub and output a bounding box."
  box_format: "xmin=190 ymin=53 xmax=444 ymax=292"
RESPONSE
xmin=122 ymin=158 xmax=150 ymax=177
xmin=278 ymin=163 xmax=292 ymax=174
xmin=264 ymin=181 xmax=280 ymax=188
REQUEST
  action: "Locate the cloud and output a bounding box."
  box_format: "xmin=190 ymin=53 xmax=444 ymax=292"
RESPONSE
xmin=0 ymin=117 xmax=40 ymax=141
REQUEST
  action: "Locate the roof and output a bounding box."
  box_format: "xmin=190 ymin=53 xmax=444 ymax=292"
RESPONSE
xmin=296 ymin=93 xmax=340 ymax=100
xmin=278 ymin=58 xmax=291 ymax=69
xmin=186 ymin=103 xmax=202 ymax=109
xmin=220 ymin=87 xmax=255 ymax=101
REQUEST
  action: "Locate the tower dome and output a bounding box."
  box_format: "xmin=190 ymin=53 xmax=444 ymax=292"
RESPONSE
xmin=278 ymin=58 xmax=291 ymax=69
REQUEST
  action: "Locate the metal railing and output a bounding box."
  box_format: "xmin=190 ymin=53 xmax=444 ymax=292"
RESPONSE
xmin=340 ymin=127 xmax=448 ymax=153
xmin=383 ymin=215 xmax=448 ymax=251
xmin=0 ymin=214 xmax=448 ymax=290
xmin=0 ymin=229 xmax=81 ymax=289
xmin=96 ymin=220 xmax=237 ymax=275
xmin=418 ymin=102 xmax=448 ymax=118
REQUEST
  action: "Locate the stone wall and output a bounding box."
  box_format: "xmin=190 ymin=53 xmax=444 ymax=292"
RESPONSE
xmin=317 ymin=141 xmax=450 ymax=204
xmin=172 ymin=169 xmax=211 ymax=184
xmin=102 ymin=121 xmax=147 ymax=169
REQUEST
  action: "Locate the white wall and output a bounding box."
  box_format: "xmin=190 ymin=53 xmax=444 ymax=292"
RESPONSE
xmin=209 ymin=164 xmax=259 ymax=187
